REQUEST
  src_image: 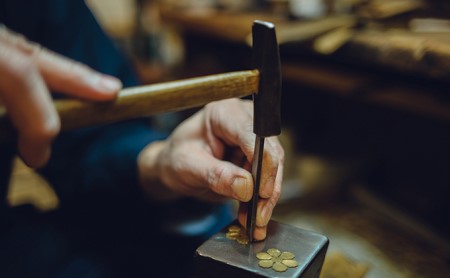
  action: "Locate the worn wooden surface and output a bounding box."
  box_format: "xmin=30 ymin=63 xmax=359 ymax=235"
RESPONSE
xmin=0 ymin=70 xmax=259 ymax=142
xmin=159 ymin=7 xmax=450 ymax=82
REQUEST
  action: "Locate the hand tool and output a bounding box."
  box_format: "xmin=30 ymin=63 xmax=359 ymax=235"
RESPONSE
xmin=0 ymin=21 xmax=281 ymax=244
xmin=0 ymin=70 xmax=258 ymax=143
xmin=246 ymin=20 xmax=282 ymax=243
xmin=194 ymin=21 xmax=328 ymax=278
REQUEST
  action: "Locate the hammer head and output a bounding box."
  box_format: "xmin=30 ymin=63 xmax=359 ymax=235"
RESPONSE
xmin=252 ymin=20 xmax=282 ymax=137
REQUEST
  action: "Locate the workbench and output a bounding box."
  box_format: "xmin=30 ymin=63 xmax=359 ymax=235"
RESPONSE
xmin=158 ymin=7 xmax=450 ymax=122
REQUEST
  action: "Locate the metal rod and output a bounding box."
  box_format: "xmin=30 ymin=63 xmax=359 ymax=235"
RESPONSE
xmin=246 ymin=135 xmax=264 ymax=242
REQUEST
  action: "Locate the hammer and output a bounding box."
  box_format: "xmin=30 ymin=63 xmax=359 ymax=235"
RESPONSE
xmin=0 ymin=22 xmax=280 ymax=243
xmin=0 ymin=20 xmax=328 ymax=277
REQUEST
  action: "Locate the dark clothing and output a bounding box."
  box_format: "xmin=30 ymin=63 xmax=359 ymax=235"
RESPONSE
xmin=0 ymin=0 xmax=144 ymax=202
xmin=0 ymin=1 xmax=232 ymax=277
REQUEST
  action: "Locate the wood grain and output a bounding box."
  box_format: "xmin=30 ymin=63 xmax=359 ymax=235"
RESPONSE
xmin=0 ymin=70 xmax=259 ymax=142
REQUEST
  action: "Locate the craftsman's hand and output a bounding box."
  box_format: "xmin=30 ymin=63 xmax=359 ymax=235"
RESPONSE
xmin=0 ymin=26 xmax=121 ymax=167
xmin=138 ymin=99 xmax=284 ymax=240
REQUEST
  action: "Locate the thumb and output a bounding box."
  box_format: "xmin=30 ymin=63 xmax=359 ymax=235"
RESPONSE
xmin=188 ymin=151 xmax=254 ymax=202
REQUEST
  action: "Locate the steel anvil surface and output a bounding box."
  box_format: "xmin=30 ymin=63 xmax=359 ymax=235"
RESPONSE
xmin=194 ymin=220 xmax=329 ymax=277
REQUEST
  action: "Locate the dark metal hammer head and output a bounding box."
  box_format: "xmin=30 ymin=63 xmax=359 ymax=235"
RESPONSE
xmin=252 ymin=20 xmax=282 ymax=137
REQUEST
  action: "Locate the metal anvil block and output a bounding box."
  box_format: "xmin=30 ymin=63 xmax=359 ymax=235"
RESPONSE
xmin=194 ymin=220 xmax=329 ymax=277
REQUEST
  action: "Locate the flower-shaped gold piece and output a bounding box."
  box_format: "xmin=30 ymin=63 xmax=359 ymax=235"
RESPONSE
xmin=225 ymin=225 xmax=249 ymax=245
xmin=256 ymin=248 xmax=299 ymax=272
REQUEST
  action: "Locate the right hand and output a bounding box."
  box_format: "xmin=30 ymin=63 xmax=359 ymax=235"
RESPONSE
xmin=0 ymin=26 xmax=122 ymax=167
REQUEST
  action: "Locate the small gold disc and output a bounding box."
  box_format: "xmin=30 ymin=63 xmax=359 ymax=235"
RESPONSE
xmin=236 ymin=235 xmax=249 ymax=245
xmin=228 ymin=225 xmax=241 ymax=232
xmin=280 ymin=251 xmax=295 ymax=260
xmin=226 ymin=231 xmax=239 ymax=236
xmin=272 ymin=257 xmax=282 ymax=263
xmin=273 ymin=262 xmax=288 ymax=272
xmin=267 ymin=248 xmax=281 ymax=258
xmin=256 ymin=252 xmax=272 ymax=260
xmin=226 ymin=233 xmax=238 ymax=240
xmin=258 ymin=260 xmax=274 ymax=268
xmin=282 ymin=259 xmax=299 ymax=268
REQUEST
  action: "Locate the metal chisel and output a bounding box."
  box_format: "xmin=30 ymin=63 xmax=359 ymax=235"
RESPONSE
xmin=246 ymin=20 xmax=282 ymax=242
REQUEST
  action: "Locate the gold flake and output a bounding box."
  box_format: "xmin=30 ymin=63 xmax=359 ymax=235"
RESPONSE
xmin=267 ymin=248 xmax=281 ymax=257
xmin=255 ymin=248 xmax=299 ymax=272
xmin=227 ymin=225 xmax=241 ymax=232
xmin=282 ymin=259 xmax=299 ymax=268
xmin=236 ymin=235 xmax=249 ymax=245
xmin=225 ymin=225 xmax=249 ymax=245
xmin=258 ymin=260 xmax=274 ymax=268
xmin=256 ymin=252 xmax=272 ymax=260
xmin=273 ymin=262 xmax=288 ymax=272
xmin=280 ymin=252 xmax=295 ymax=260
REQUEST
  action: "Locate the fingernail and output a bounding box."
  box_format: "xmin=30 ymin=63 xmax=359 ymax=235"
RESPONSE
xmin=232 ymin=177 xmax=249 ymax=201
xmin=98 ymin=75 xmax=122 ymax=92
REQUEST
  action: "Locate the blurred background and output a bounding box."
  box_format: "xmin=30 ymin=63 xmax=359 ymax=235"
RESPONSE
xmin=8 ymin=0 xmax=450 ymax=277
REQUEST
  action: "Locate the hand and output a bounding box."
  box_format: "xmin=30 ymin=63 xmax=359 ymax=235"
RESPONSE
xmin=0 ymin=26 xmax=122 ymax=167
xmin=138 ymin=99 xmax=284 ymax=240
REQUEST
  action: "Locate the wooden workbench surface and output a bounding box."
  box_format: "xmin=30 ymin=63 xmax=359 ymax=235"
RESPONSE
xmin=158 ymin=7 xmax=450 ymax=123
xmin=159 ymin=7 xmax=450 ymax=83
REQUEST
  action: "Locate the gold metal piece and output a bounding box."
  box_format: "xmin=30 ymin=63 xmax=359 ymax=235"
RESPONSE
xmin=282 ymin=259 xmax=299 ymax=268
xmin=273 ymin=262 xmax=288 ymax=272
xmin=225 ymin=225 xmax=249 ymax=245
xmin=280 ymin=251 xmax=295 ymax=260
xmin=267 ymin=248 xmax=281 ymax=257
xmin=236 ymin=235 xmax=249 ymax=245
xmin=258 ymin=260 xmax=274 ymax=268
xmin=227 ymin=225 xmax=241 ymax=232
xmin=226 ymin=232 xmax=238 ymax=240
xmin=256 ymin=252 xmax=272 ymax=260
xmin=255 ymin=248 xmax=299 ymax=272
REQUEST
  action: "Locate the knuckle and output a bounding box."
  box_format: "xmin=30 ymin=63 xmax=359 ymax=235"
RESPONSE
xmin=171 ymin=151 xmax=189 ymax=174
xmin=70 ymin=61 xmax=90 ymax=74
xmin=25 ymin=116 xmax=60 ymax=143
xmin=207 ymin=165 xmax=228 ymax=195
xmin=7 ymin=54 xmax=37 ymax=81
xmin=271 ymin=188 xmax=281 ymax=203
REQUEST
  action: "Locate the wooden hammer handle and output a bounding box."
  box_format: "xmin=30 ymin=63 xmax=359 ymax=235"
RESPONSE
xmin=0 ymin=70 xmax=259 ymax=143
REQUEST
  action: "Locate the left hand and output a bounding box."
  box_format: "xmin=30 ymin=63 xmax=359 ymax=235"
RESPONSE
xmin=138 ymin=98 xmax=284 ymax=240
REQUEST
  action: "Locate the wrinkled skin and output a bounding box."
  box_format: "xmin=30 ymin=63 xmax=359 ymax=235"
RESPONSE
xmin=138 ymin=99 xmax=284 ymax=240
xmin=0 ymin=27 xmax=285 ymax=241
xmin=0 ymin=27 xmax=121 ymax=167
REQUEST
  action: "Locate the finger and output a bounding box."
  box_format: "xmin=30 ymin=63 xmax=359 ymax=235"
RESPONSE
xmin=259 ymin=154 xmax=283 ymax=226
xmin=205 ymin=99 xmax=255 ymax=160
xmin=37 ymin=50 xmax=122 ymax=100
xmin=206 ymin=100 xmax=282 ymax=200
xmin=259 ymin=137 xmax=281 ymax=198
xmin=0 ymin=44 xmax=59 ymax=167
xmin=0 ymin=27 xmax=121 ymax=100
xmin=238 ymin=157 xmax=283 ymax=228
xmin=186 ymin=150 xmax=254 ymax=202
xmin=237 ymin=202 xmax=268 ymax=241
